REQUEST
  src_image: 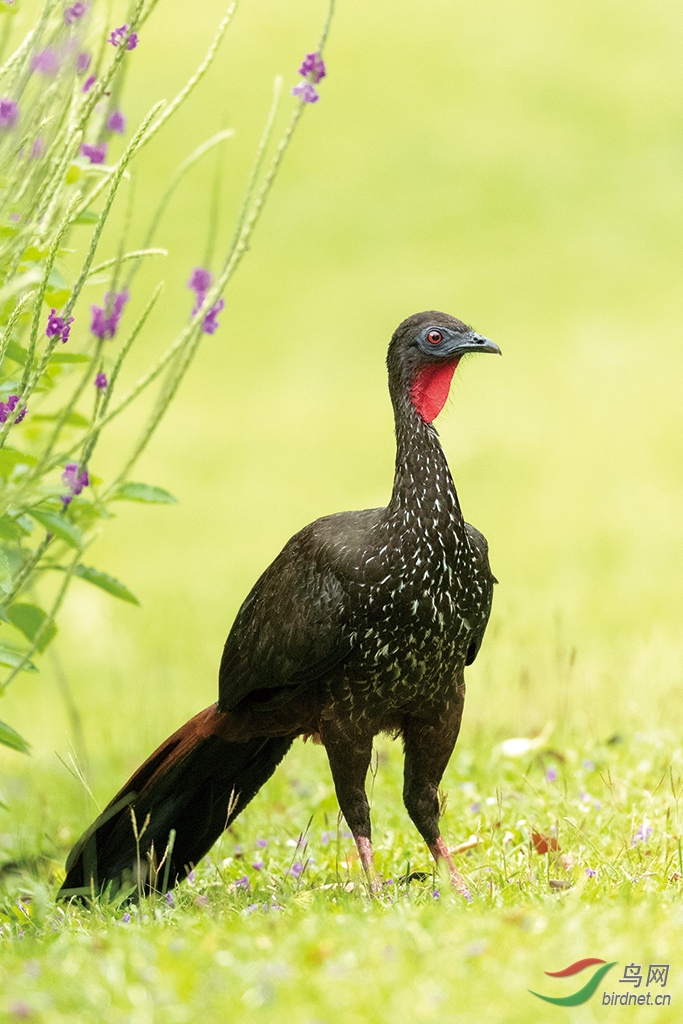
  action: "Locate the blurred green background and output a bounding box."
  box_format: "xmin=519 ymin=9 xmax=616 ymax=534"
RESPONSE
xmin=1 ymin=0 xmax=682 ymax=807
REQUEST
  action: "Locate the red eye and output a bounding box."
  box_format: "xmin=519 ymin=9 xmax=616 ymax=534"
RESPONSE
xmin=427 ymin=329 xmax=443 ymax=345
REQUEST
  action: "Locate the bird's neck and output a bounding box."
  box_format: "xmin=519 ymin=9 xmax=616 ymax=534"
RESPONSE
xmin=388 ymin=390 xmax=462 ymax=519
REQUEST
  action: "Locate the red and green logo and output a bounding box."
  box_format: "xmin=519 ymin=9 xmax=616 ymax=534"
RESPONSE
xmin=529 ymin=959 xmax=618 ymax=1006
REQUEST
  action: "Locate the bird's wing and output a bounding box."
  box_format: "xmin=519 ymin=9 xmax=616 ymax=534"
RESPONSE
xmin=218 ymin=513 xmax=373 ymax=712
xmin=463 ymin=522 xmax=497 ymax=666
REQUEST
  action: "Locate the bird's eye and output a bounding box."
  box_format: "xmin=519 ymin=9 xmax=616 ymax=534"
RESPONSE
xmin=427 ymin=329 xmax=443 ymax=345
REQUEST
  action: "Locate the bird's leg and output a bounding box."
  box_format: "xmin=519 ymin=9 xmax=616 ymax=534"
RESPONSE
xmin=402 ymin=693 xmax=471 ymax=900
xmin=320 ymin=718 xmax=378 ymax=890
xmin=426 ymin=836 xmax=470 ymax=900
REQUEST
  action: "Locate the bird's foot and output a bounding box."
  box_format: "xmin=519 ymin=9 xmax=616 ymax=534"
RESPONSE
xmin=429 ymin=836 xmax=472 ymax=901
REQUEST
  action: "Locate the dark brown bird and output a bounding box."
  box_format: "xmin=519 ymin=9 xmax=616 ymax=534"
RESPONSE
xmin=59 ymin=311 xmax=500 ymax=900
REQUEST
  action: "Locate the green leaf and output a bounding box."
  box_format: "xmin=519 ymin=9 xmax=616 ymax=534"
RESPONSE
xmin=44 ymin=288 xmax=71 ymax=309
xmin=4 ymin=339 xmax=26 ymax=365
xmin=110 ymin=482 xmax=178 ymax=505
xmin=7 ymin=603 xmax=57 ymax=653
xmin=33 ymin=411 xmax=89 ymax=427
xmin=0 ymin=720 xmax=30 ymax=754
xmin=21 ymin=246 xmax=49 ymax=262
xmin=65 ymin=164 xmax=82 ymax=185
xmin=0 ymin=548 xmax=10 ymax=594
xmin=73 ymin=210 xmax=98 ymax=225
xmin=67 ymin=501 xmax=113 ymax=525
xmin=48 ymin=266 xmax=67 ymax=290
xmin=0 ymin=515 xmax=27 ymax=540
xmin=49 ymin=352 xmax=90 ymax=364
xmin=0 ymin=448 xmax=37 ymax=477
xmin=0 ymin=642 xmax=37 ymax=672
xmin=30 ymin=508 xmax=83 ymax=549
xmin=74 ymin=564 xmax=140 ymax=605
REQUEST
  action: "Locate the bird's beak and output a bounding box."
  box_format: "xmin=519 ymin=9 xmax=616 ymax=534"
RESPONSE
xmin=450 ymin=331 xmax=501 ymax=357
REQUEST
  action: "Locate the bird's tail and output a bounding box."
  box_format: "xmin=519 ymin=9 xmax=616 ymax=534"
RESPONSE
xmin=58 ymin=704 xmax=293 ymax=899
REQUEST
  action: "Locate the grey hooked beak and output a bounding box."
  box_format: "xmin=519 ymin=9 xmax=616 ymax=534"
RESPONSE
xmin=452 ymin=331 xmax=501 ymax=357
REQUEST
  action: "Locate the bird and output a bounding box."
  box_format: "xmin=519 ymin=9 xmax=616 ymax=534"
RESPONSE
xmin=59 ymin=310 xmax=500 ymax=901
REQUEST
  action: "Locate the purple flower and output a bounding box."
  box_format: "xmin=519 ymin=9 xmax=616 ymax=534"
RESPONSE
xmin=188 ymin=267 xmax=224 ymax=332
xmin=292 ymin=82 xmax=319 ymax=104
xmin=32 ymin=48 xmax=60 ymax=76
xmin=582 ymin=759 xmax=595 ymax=771
xmin=107 ymin=109 xmax=126 ymax=134
xmin=94 ymin=372 xmax=108 ymax=391
xmin=289 ymin=860 xmax=304 ymax=878
xmin=297 ymin=52 xmax=326 ymax=83
xmin=76 ymin=52 xmax=91 ymax=73
xmin=45 ymin=308 xmax=73 ymax=343
xmin=65 ymin=2 xmax=87 ymax=24
xmin=202 ymin=298 xmax=224 ymax=335
xmin=546 ymin=767 xmax=558 ymax=783
xmin=109 ymin=24 xmax=138 ymax=49
xmin=246 ymin=903 xmax=259 ymax=914
xmin=585 ymin=867 xmax=597 ymax=878
xmin=91 ymin=290 xmax=129 ymax=339
xmin=235 ymin=874 xmax=251 ymax=890
xmin=292 ymin=51 xmax=326 ymax=103
xmin=187 ymin=870 xmax=196 ymax=885
xmin=82 ymin=74 xmax=95 ymax=93
xmin=31 ymin=137 xmax=43 ymax=159
xmin=187 ymin=266 xmax=210 ymax=294
xmin=384 ymin=878 xmax=394 ymax=886
xmin=470 ymin=802 xmax=481 ymax=813
xmin=121 ymin=912 xmax=131 ymax=923
xmin=188 ymin=266 xmax=212 ymax=300
xmin=165 ymin=891 xmax=174 ymax=907
xmin=0 ymin=99 xmax=18 ymax=130
xmin=632 ymin=824 xmax=654 ymax=846
xmin=61 ymin=463 xmax=88 ymax=505
xmin=251 ymin=860 xmax=264 ymax=871
xmin=256 ymin=838 xmax=267 ymax=848
xmin=321 ymin=830 xmax=333 ymax=845
xmin=81 ymin=142 xmax=106 ymax=164
xmin=0 ymin=396 xmax=26 ymax=425
xmin=432 ymin=889 xmax=440 ymax=899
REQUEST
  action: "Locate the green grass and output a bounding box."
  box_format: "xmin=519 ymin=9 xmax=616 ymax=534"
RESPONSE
xmin=1 ymin=0 xmax=683 ymax=1018
xmin=2 ymin=733 xmax=683 ymax=1021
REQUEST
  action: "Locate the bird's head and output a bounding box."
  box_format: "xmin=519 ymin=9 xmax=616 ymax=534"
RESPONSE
xmin=387 ymin=311 xmax=501 ymax=423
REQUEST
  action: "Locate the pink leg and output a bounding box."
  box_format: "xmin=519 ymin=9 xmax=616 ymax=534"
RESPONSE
xmin=355 ymin=834 xmax=381 ymax=891
xmin=321 ymin=721 xmax=380 ymax=891
xmin=428 ymin=835 xmax=471 ymax=901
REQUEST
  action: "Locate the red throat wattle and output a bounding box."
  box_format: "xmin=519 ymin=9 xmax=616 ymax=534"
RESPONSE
xmin=410 ymin=359 xmax=459 ymax=423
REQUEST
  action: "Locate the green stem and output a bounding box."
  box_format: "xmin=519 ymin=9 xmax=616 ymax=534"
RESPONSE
xmin=134 ymin=3 xmax=238 ymax=158
xmin=62 ymin=100 xmax=165 ymax=322
xmin=1 ymin=544 xmax=84 ymax=691
xmin=2 ymin=534 xmax=53 ymax=609
xmin=0 ymin=292 xmax=33 ymax=370
xmin=124 ymin=130 xmax=233 ymax=293
xmin=88 ymin=248 xmax=167 ymax=279
xmin=29 ymin=285 xmax=163 ymax=485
